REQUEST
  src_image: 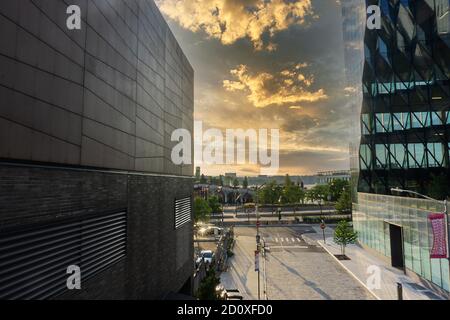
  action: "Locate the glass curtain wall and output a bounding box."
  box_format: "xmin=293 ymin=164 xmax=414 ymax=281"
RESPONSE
xmin=354 ymin=193 xmax=450 ymax=291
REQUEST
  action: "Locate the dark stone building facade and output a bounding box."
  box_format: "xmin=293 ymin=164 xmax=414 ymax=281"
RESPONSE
xmin=0 ymin=0 xmax=194 ymax=299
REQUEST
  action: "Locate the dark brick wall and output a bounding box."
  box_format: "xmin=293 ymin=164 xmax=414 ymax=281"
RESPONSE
xmin=0 ymin=164 xmax=194 ymax=300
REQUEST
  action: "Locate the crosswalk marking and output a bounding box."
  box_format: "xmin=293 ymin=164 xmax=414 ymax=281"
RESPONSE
xmin=270 ymin=245 xmax=308 ymax=249
xmin=272 ymin=237 xmax=304 ymax=244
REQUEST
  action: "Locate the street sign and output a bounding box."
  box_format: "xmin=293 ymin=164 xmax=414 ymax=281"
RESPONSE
xmin=254 ymin=250 xmax=260 ymax=271
xmin=320 ymin=223 xmax=326 ymax=230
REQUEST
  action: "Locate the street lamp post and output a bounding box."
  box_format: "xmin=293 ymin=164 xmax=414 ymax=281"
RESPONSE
xmin=254 ymin=183 xmax=266 ymax=300
xmin=390 ymin=188 xmax=448 ymax=213
xmin=217 ymin=187 xmax=224 ymax=227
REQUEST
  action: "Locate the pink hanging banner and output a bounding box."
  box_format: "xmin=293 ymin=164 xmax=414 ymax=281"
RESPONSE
xmin=428 ymin=213 xmax=448 ymax=259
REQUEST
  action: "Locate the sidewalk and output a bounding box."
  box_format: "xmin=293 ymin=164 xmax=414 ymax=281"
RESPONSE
xmin=303 ymin=226 xmax=446 ymax=300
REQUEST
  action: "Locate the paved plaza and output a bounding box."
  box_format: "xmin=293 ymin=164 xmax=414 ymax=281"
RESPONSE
xmin=220 ymin=226 xmax=375 ymax=300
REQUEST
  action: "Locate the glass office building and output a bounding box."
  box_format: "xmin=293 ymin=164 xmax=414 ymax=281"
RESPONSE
xmin=354 ymin=0 xmax=450 ymax=292
xmin=341 ymin=0 xmax=366 ymax=201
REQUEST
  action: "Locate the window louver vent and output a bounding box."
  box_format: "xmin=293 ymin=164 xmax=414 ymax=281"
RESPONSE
xmin=175 ymin=197 xmax=192 ymax=229
xmin=0 ymin=211 xmax=127 ymax=300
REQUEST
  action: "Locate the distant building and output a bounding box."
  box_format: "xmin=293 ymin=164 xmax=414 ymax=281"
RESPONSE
xmin=225 ymin=173 xmax=237 ymax=178
xmin=341 ymin=0 xmax=365 ymax=201
xmin=316 ymin=171 xmax=351 ymax=185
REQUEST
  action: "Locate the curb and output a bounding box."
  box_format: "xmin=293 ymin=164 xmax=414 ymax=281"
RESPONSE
xmin=314 ymin=238 xmax=382 ymax=300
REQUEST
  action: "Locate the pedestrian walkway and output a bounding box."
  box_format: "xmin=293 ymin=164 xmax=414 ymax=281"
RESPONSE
xmin=303 ymin=226 xmax=447 ymax=300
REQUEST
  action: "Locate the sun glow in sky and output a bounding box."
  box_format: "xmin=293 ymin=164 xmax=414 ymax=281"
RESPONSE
xmin=156 ymin=0 xmax=353 ymax=176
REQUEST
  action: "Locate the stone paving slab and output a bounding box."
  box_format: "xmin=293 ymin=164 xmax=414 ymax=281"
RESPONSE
xmin=304 ymin=226 xmax=447 ymax=300
xmin=221 ymin=227 xmax=374 ymax=300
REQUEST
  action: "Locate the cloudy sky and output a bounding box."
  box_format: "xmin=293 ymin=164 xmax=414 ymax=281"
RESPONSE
xmin=156 ymin=0 xmax=353 ymax=176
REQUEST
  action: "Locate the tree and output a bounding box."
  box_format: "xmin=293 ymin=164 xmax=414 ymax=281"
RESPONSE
xmin=306 ymin=184 xmax=329 ymax=204
xmin=200 ymin=174 xmax=207 ymax=184
xmin=328 ymin=179 xmax=349 ymax=202
xmin=283 ymin=184 xmax=305 ymax=216
xmin=196 ymin=268 xmax=221 ymax=300
xmin=208 ymin=195 xmax=222 ymax=214
xmin=232 ymin=178 xmax=240 ymax=188
xmin=258 ymin=181 xmax=282 ymax=214
xmin=335 ymin=187 xmax=352 ymax=214
xmin=194 ymin=197 xmax=212 ymax=223
xmin=243 ymin=176 xmax=248 ymax=189
xmin=283 ymin=183 xmax=305 ymax=204
xmin=224 ymin=176 xmax=232 ymax=187
xmin=219 ymin=175 xmax=224 ymax=187
xmin=333 ymin=220 xmax=358 ymax=256
xmin=284 ymin=174 xmax=292 ymax=188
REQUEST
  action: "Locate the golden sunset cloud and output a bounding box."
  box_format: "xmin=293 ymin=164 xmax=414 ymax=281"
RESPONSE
xmin=223 ymin=64 xmax=328 ymax=108
xmin=155 ymin=0 xmax=313 ymax=51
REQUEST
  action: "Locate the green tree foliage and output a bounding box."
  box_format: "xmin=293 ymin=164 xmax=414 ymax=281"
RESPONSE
xmin=284 ymin=174 xmax=292 ymax=188
xmin=333 ymin=220 xmax=358 ymax=256
xmin=208 ymin=195 xmax=222 ymax=214
xmin=283 ymin=184 xmax=305 ymax=204
xmin=335 ymin=186 xmax=352 ymax=214
xmin=243 ymin=176 xmax=249 ymax=189
xmin=258 ymin=181 xmax=282 ymax=213
xmin=306 ymin=184 xmax=329 ymax=204
xmin=200 ymin=174 xmax=207 ymax=184
xmin=232 ymin=178 xmax=240 ymax=188
xmin=196 ymin=268 xmax=221 ymax=300
xmin=328 ymin=179 xmax=350 ymax=202
xmin=219 ymin=175 xmax=224 ymax=187
xmin=194 ymin=197 xmax=211 ymax=223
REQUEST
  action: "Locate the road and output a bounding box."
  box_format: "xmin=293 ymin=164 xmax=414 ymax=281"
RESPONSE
xmin=220 ymin=226 xmax=374 ymax=300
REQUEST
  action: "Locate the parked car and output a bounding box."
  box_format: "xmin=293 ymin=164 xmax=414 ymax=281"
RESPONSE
xmin=197 ymin=226 xmax=224 ymax=237
xmin=216 ymin=285 xmax=243 ymax=300
xmin=223 ymin=289 xmax=243 ymax=300
xmin=196 ymin=250 xmax=214 ymax=265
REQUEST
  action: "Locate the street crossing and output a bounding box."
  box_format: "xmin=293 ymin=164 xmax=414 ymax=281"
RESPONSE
xmin=272 ymin=237 xmax=302 ymax=243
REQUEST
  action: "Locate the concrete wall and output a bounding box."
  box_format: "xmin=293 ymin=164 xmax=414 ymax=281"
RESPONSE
xmin=0 ymin=0 xmax=194 ymax=299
